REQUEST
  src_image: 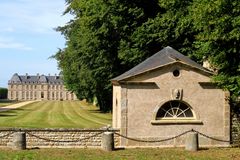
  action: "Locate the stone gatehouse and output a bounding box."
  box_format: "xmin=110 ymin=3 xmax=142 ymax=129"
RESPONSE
xmin=112 ymin=46 xmax=230 ymax=147
xmin=8 ymin=73 xmax=77 ymax=101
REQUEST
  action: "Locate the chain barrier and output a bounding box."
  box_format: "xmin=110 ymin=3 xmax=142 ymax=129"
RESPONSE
xmin=114 ymin=130 xmax=192 ymax=143
xmin=0 ymin=129 xmax=234 ymax=144
xmin=114 ymin=129 xmax=232 ymax=143
xmin=26 ymin=131 xmax=105 ymax=143
xmin=191 ymin=129 xmax=231 ymax=143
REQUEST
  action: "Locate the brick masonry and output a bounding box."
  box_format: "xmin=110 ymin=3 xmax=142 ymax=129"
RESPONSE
xmin=0 ymin=128 xmax=120 ymax=148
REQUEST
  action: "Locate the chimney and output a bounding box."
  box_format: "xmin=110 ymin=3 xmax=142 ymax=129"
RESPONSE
xmin=25 ymin=73 xmax=28 ymax=79
xmin=37 ymin=73 xmax=40 ymax=79
xmin=55 ymin=73 xmax=57 ymax=79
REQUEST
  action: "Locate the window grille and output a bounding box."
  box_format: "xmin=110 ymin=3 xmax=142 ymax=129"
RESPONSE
xmin=156 ymin=100 xmax=194 ymax=119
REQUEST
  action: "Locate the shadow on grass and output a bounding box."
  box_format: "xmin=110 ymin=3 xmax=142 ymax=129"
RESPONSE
xmin=198 ymin=147 xmax=209 ymax=151
xmin=0 ymin=99 xmax=17 ymax=103
xmin=0 ymin=108 xmax=26 ymax=117
xmin=0 ymin=114 xmax=17 ymax=117
xmin=88 ymin=109 xmax=110 ymax=114
xmin=28 ymin=147 xmax=40 ymax=150
xmin=114 ymin=147 xmax=125 ymax=151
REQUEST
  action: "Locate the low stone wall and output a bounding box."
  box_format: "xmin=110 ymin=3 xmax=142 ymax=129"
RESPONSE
xmin=0 ymin=128 xmax=120 ymax=148
xmin=231 ymin=111 xmax=240 ymax=144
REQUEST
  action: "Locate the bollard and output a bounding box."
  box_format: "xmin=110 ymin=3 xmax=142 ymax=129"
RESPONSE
xmin=101 ymin=131 xmax=114 ymax=151
xmin=185 ymin=132 xmax=198 ymax=151
xmin=12 ymin=132 xmax=26 ymax=150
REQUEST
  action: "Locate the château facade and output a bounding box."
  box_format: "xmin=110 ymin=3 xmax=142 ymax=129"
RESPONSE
xmin=8 ymin=73 xmax=77 ymax=101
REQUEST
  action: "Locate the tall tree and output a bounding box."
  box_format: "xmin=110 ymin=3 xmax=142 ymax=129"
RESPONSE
xmin=54 ymin=0 xmax=152 ymax=111
xmin=55 ymin=0 xmax=240 ymax=111
xmin=190 ymin=0 xmax=240 ymax=100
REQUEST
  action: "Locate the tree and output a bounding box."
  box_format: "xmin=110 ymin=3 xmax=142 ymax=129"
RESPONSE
xmin=54 ymin=0 xmax=149 ymax=111
xmin=0 ymin=88 xmax=8 ymax=99
xmin=55 ymin=0 xmax=240 ymax=111
xmin=189 ymin=0 xmax=240 ymax=101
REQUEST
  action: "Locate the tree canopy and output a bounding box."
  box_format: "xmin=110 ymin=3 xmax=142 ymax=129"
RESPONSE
xmin=0 ymin=88 xmax=8 ymax=99
xmin=54 ymin=0 xmax=240 ymax=111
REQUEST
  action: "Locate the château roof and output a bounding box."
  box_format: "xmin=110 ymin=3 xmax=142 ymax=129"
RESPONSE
xmin=8 ymin=73 xmax=63 ymax=84
xmin=112 ymin=46 xmax=213 ymax=82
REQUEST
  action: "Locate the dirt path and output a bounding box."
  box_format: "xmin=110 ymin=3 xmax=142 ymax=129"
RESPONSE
xmin=0 ymin=101 xmax=37 ymax=112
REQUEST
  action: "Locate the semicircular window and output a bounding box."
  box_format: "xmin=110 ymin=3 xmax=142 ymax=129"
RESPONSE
xmin=156 ymin=100 xmax=194 ymax=119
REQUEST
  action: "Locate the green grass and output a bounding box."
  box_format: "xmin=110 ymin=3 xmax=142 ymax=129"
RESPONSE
xmin=0 ymin=148 xmax=239 ymax=160
xmin=0 ymin=100 xmax=18 ymax=107
xmin=0 ymin=101 xmax=111 ymax=128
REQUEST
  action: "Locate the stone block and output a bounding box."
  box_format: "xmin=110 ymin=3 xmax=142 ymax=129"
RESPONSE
xmin=185 ymin=133 xmax=198 ymax=151
xmin=101 ymin=132 xmax=114 ymax=151
xmin=11 ymin=132 xmax=26 ymax=150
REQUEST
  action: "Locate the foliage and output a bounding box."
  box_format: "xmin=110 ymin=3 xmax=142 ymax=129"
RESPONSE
xmin=54 ymin=0 xmax=158 ymax=111
xmin=54 ymin=0 xmax=240 ymax=111
xmin=0 ymin=88 xmax=7 ymax=99
xmin=190 ymin=0 xmax=240 ymax=102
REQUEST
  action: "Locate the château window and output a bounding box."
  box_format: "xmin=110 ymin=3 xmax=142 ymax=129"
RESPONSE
xmin=41 ymin=92 xmax=44 ymax=98
xmin=151 ymin=100 xmax=202 ymax=124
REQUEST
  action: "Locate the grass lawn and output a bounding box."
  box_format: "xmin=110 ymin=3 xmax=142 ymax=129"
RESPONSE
xmin=0 ymin=101 xmax=111 ymax=128
xmin=0 ymin=100 xmax=19 ymax=107
xmin=0 ymin=148 xmax=239 ymax=160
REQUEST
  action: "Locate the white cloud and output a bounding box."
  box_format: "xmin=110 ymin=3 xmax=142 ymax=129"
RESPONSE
xmin=0 ymin=42 xmax=32 ymax=50
xmin=0 ymin=0 xmax=72 ymax=34
xmin=0 ymin=37 xmax=33 ymax=51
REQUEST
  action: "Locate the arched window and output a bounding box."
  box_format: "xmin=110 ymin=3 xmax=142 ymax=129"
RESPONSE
xmin=156 ymin=100 xmax=194 ymax=119
xmin=152 ymin=100 xmax=202 ymax=124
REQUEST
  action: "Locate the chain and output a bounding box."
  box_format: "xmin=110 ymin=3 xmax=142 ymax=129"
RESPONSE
xmin=192 ymin=129 xmax=231 ymax=143
xmin=114 ymin=130 xmax=192 ymax=143
xmin=115 ymin=129 xmax=232 ymax=143
xmin=26 ymin=131 xmax=104 ymax=143
xmin=0 ymin=129 xmax=234 ymax=144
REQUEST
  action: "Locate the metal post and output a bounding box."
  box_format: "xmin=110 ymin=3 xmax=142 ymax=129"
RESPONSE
xmin=102 ymin=131 xmax=114 ymax=151
xmin=185 ymin=132 xmax=198 ymax=151
xmin=12 ymin=132 xmax=26 ymax=150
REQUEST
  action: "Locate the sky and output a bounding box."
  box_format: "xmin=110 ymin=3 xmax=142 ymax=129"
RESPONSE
xmin=0 ymin=0 xmax=72 ymax=87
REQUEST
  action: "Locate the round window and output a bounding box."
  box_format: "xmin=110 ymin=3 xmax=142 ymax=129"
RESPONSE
xmin=173 ymin=69 xmax=180 ymax=77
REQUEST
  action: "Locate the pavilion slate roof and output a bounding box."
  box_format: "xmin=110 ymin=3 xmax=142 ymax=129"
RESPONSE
xmin=112 ymin=46 xmax=213 ymax=82
xmin=9 ymin=73 xmax=63 ymax=84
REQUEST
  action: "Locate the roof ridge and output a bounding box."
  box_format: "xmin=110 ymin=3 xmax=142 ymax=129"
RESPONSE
xmin=112 ymin=46 xmax=213 ymax=82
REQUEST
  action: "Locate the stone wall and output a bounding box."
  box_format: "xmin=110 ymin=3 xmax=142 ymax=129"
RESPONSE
xmin=231 ymin=104 xmax=240 ymax=145
xmin=0 ymin=128 xmax=120 ymax=148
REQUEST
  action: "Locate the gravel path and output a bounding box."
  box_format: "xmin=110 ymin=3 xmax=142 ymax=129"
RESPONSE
xmin=0 ymin=101 xmax=36 ymax=112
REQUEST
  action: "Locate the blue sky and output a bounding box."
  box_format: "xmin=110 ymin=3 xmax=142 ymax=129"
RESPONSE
xmin=0 ymin=0 xmax=72 ymax=87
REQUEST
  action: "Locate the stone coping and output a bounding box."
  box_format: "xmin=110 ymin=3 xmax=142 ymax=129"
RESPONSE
xmin=0 ymin=128 xmax=120 ymax=132
xmin=151 ymin=120 xmax=203 ymax=125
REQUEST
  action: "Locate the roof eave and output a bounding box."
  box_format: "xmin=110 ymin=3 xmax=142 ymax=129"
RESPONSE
xmin=112 ymin=61 xmax=214 ymax=83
